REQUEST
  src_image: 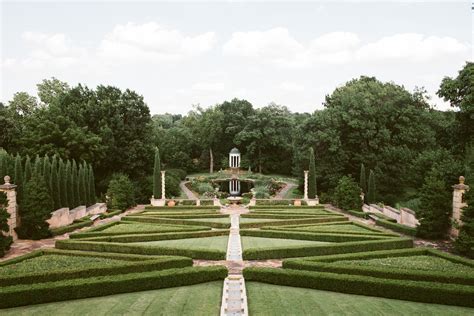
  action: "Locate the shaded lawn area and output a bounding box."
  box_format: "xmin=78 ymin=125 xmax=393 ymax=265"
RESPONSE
xmin=241 ymin=236 xmax=331 ymax=251
xmin=247 ymin=282 xmax=474 ymax=316
xmin=0 ymin=255 xmax=129 ymax=275
xmin=1 ymin=281 xmax=222 ymax=316
xmin=336 ymin=255 xmax=474 ymax=274
xmin=101 ymin=223 xmax=207 ymax=234
xmin=290 ymin=224 xmax=379 ymax=234
xmin=130 ymin=235 xmax=229 ymax=251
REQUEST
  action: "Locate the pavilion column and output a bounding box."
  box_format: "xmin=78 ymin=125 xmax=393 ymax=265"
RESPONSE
xmin=161 ymin=171 xmax=166 ymax=200
xmin=304 ymin=170 xmax=309 ymax=200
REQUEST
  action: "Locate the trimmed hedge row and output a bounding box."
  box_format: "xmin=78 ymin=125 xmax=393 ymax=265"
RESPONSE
xmin=346 ymin=209 xmax=369 ymax=219
xmin=0 ymin=251 xmax=191 ymax=286
xmin=263 ymin=226 xmax=396 ymax=237
xmin=50 ymin=219 xmax=94 ymax=236
xmin=73 ymin=229 xmax=229 ymax=243
xmin=200 ymin=199 xmax=215 ymax=206
xmin=375 ymin=219 xmax=417 ymax=236
xmin=139 ymin=210 xmax=219 ymax=216
xmin=146 ymin=214 xmax=228 ymax=219
xmin=369 ymin=212 xmax=397 ymax=223
xmin=255 ymin=199 xmax=308 ymax=206
xmin=55 ymin=239 xmax=227 ymax=260
xmin=0 ymin=266 xmax=228 ymax=308
xmin=239 ymin=216 xmax=348 ymax=229
xmin=243 ymin=268 xmax=474 ymax=307
xmin=241 ymin=213 xmax=343 ymax=219
xmin=99 ymin=209 xmax=123 ymax=219
xmin=250 ymin=205 xmax=324 ymax=209
xmin=123 ymin=216 xmax=230 ymax=228
xmin=145 ymin=205 xmax=219 ymax=210
xmin=242 ymin=237 xmax=413 ymax=260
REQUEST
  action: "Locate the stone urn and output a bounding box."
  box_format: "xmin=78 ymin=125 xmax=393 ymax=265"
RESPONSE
xmin=294 ymin=199 xmax=302 ymax=206
xmin=167 ymin=200 xmax=176 ymax=207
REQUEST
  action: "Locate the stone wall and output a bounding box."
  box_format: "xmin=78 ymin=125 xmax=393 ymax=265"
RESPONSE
xmin=363 ymin=203 xmax=419 ymax=228
xmin=47 ymin=203 xmax=107 ymax=229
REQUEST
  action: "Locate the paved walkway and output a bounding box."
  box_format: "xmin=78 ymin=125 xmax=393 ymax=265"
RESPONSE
xmin=179 ymin=181 xmax=198 ymax=200
xmin=0 ymin=205 xmax=145 ymax=262
xmin=273 ymin=181 xmax=297 ymax=199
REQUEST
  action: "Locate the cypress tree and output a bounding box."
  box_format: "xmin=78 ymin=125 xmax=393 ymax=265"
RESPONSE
xmin=84 ymin=163 xmax=90 ymax=206
xmin=13 ymin=154 xmax=23 ymax=203
xmin=0 ymin=153 xmax=6 ymax=180
xmin=58 ymin=159 xmax=67 ymax=207
xmin=34 ymin=155 xmax=42 ymax=177
xmin=308 ymin=147 xmax=317 ymax=199
xmin=24 ymin=155 xmax=32 ymax=184
xmin=88 ymin=164 xmax=96 ymax=205
xmin=72 ymin=160 xmax=79 ymax=208
xmin=153 ymin=148 xmax=161 ymax=198
xmin=78 ymin=164 xmax=86 ymax=205
xmin=367 ymin=170 xmax=376 ymax=204
xmin=65 ymin=160 xmax=74 ymax=209
xmin=359 ymin=163 xmax=367 ymax=193
xmin=42 ymin=154 xmax=51 ymax=192
xmin=50 ymin=156 xmax=60 ymax=210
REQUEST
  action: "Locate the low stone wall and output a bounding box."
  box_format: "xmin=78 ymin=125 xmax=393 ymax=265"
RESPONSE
xmin=363 ymin=204 xmax=419 ymax=228
xmin=47 ymin=203 xmax=107 ymax=229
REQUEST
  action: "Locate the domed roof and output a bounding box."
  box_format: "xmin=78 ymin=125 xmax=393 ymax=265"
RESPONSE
xmin=230 ymin=147 xmax=240 ymax=154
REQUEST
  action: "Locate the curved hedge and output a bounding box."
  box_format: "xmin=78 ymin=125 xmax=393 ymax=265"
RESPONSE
xmin=243 ymin=268 xmax=474 ymax=307
xmin=0 ymin=266 xmax=227 ymax=309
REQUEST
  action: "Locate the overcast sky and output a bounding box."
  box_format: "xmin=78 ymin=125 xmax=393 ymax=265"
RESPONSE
xmin=1 ymin=1 xmax=472 ymax=114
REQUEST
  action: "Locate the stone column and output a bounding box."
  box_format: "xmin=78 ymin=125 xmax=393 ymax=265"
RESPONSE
xmin=451 ymin=176 xmax=469 ymax=238
xmin=161 ymin=171 xmax=166 ymax=200
xmin=303 ymin=170 xmax=309 ymax=200
xmin=0 ymin=176 xmax=18 ymax=241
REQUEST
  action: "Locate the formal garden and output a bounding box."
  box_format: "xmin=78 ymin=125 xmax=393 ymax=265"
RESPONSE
xmin=0 ymin=63 xmax=473 ymax=314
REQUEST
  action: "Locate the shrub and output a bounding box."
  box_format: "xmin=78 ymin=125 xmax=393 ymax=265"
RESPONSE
xmin=376 ymin=219 xmax=417 ymax=236
xmin=99 ymin=209 xmax=122 ymax=219
xmin=106 ymin=174 xmax=136 ymax=211
xmin=346 ymin=209 xmax=368 ymax=219
xmin=195 ymin=182 xmax=214 ymax=195
xmin=455 ymin=188 xmax=474 ymax=258
xmin=15 ymin=173 xmax=53 ymax=240
xmin=0 ymin=192 xmax=12 ymax=257
xmin=332 ymin=176 xmax=362 ymax=211
xmin=166 ymin=169 xmax=187 ymax=180
xmin=50 ymin=220 xmax=94 ymax=236
xmin=165 ymin=173 xmax=181 ymax=198
xmin=253 ymin=185 xmax=270 ymax=199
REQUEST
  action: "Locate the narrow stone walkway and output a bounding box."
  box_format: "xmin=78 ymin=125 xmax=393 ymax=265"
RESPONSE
xmin=221 ymin=209 xmax=248 ymax=316
xmin=179 ymin=181 xmax=198 ymax=200
xmin=273 ymin=181 xmax=297 ymax=199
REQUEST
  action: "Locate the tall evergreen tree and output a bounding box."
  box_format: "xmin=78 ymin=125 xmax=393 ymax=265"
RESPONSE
xmin=34 ymin=155 xmax=42 ymax=177
xmin=308 ymin=147 xmax=317 ymax=199
xmin=65 ymin=160 xmax=74 ymax=208
xmin=153 ymin=148 xmax=161 ymax=198
xmin=72 ymin=160 xmax=79 ymax=208
xmin=13 ymin=154 xmax=23 ymax=202
xmin=23 ymin=155 xmax=32 ymax=184
xmin=84 ymin=163 xmax=90 ymax=206
xmin=359 ymin=163 xmax=367 ymax=193
xmin=58 ymin=159 xmax=67 ymax=207
xmin=88 ymin=164 xmax=96 ymax=205
xmin=367 ymin=170 xmax=376 ymax=204
xmin=78 ymin=164 xmax=86 ymax=205
xmin=42 ymin=154 xmax=51 ymax=192
xmin=0 ymin=153 xmax=6 ymax=181
xmin=50 ymin=156 xmax=60 ymax=210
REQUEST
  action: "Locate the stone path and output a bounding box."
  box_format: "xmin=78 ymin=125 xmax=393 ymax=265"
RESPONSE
xmin=0 ymin=204 xmax=145 ymax=262
xmin=220 ymin=206 xmax=248 ymax=316
xmin=274 ymin=181 xmax=297 ymax=200
xmin=179 ymin=181 xmax=198 ymax=200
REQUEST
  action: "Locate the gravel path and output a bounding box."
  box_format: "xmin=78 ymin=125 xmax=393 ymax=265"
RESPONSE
xmin=179 ymin=181 xmax=198 ymax=200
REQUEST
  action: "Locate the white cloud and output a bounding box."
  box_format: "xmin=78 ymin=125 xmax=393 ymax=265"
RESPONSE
xmin=279 ymin=82 xmax=305 ymax=92
xmin=98 ymin=22 xmax=216 ymax=64
xmin=191 ymin=82 xmax=225 ymax=92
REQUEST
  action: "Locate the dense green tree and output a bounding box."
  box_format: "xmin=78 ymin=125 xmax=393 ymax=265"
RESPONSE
xmin=13 ymin=154 xmax=23 ymax=186
xmin=78 ymin=164 xmax=86 ymax=205
xmin=23 ymin=155 xmax=32 ymax=184
xmin=106 ymin=174 xmax=136 ymax=210
xmin=332 ymin=176 xmax=362 ymax=211
xmin=417 ymin=171 xmax=451 ymax=239
xmin=153 ymin=148 xmax=162 ymax=198
xmin=42 ymin=154 xmax=51 ymax=189
xmin=58 ymin=159 xmax=67 ymax=207
xmin=50 ymin=156 xmax=60 ymax=210
xmin=15 ymin=173 xmax=53 ymax=240
xmin=37 ymin=77 xmax=70 ymax=105
xmin=367 ymin=170 xmax=376 ymax=204
xmin=455 ymin=188 xmax=474 ymax=257
xmin=65 ymin=160 xmax=73 ymax=208
xmin=359 ymin=163 xmax=367 ymax=194
xmin=88 ymin=164 xmax=96 ymax=205
xmin=33 ymin=155 xmax=42 ymax=177
xmin=308 ymin=147 xmax=317 ymax=198
xmin=0 ymin=192 xmax=12 ymax=257
xmin=72 ymin=160 xmax=79 ymax=208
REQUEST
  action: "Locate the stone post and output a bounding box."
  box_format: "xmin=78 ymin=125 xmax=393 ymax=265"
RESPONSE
xmin=0 ymin=176 xmax=18 ymax=241
xmin=451 ymin=176 xmax=469 ymax=238
xmin=161 ymin=171 xmax=166 ymax=200
xmin=303 ymin=170 xmax=309 ymax=200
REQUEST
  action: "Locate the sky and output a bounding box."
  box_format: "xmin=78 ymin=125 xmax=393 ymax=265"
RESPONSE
xmin=1 ymin=1 xmax=472 ymax=114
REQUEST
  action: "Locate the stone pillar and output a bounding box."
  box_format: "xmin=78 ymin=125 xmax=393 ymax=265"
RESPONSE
xmin=303 ymin=170 xmax=309 ymax=200
xmin=0 ymin=176 xmax=18 ymax=241
xmin=161 ymin=171 xmax=166 ymax=200
xmin=451 ymin=176 xmax=469 ymax=238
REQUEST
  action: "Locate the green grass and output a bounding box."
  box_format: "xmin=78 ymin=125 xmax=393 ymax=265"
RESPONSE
xmin=184 ymin=217 xmax=230 ymax=224
xmin=288 ymin=224 xmax=378 ymax=234
xmin=1 ymin=281 xmax=222 ymax=315
xmin=0 ymin=255 xmax=128 ymax=275
xmin=241 ymin=236 xmax=331 ymax=251
xmin=100 ymin=223 xmax=204 ymax=234
xmin=240 ymin=218 xmax=288 ymax=224
xmin=337 ymin=255 xmax=474 ymax=274
xmin=246 ymin=282 xmax=474 ymax=315
xmin=130 ymin=235 xmax=229 ymax=251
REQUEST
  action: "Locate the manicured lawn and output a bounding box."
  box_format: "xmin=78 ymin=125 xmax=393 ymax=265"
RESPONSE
xmin=240 ymin=218 xmax=287 ymax=223
xmin=291 ymin=223 xmax=378 ymax=234
xmin=101 ymin=223 xmax=206 ymax=234
xmin=0 ymin=255 xmax=128 ymax=275
xmin=241 ymin=236 xmax=330 ymax=251
xmin=130 ymin=235 xmax=229 ymax=251
xmin=1 ymin=281 xmax=222 ymax=315
xmin=246 ymin=282 xmax=474 ymax=315
xmin=337 ymin=255 xmax=474 ymax=273
xmin=184 ymin=217 xmax=230 ymax=224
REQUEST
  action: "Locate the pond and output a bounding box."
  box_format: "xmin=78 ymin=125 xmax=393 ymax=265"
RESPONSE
xmin=213 ymin=179 xmax=253 ymax=196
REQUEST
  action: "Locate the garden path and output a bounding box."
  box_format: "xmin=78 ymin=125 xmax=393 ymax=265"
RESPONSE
xmin=179 ymin=181 xmax=198 ymax=200
xmin=274 ymin=181 xmax=297 ymax=199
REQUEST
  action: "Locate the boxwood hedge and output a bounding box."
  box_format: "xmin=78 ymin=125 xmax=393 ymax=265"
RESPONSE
xmin=123 ymin=216 xmax=230 ymax=228
xmin=239 ymin=216 xmax=348 ymax=229
xmin=375 ymin=219 xmax=417 ymax=236
xmin=50 ymin=220 xmax=94 ymax=236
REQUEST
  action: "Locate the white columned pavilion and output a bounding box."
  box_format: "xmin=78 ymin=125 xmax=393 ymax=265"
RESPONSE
xmin=229 ymin=147 xmax=241 ymax=169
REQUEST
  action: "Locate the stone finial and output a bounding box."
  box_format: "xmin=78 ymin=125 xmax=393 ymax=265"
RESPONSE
xmin=4 ymin=175 xmax=10 ymax=185
xmin=459 ymin=176 xmax=465 ymax=185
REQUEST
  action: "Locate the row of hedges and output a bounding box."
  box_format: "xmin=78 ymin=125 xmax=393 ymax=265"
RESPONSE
xmin=369 ymin=212 xmax=397 ymax=223
xmin=50 ymin=219 xmax=94 ymax=236
xmin=375 ymin=219 xmax=417 ymax=236
xmin=242 ymin=237 xmax=413 ymax=260
xmin=141 ymin=214 xmax=228 ymax=219
xmin=345 ymin=209 xmax=369 ymax=219
xmin=255 ymin=199 xmax=308 ymax=206
xmin=264 ymin=226 xmax=396 ymax=237
xmin=241 ymin=213 xmax=342 ymax=219
xmin=123 ymin=216 xmax=230 ymax=229
xmin=250 ymin=205 xmax=324 ymax=209
xmin=0 ymin=266 xmax=227 ymax=309
xmin=243 ymin=268 xmax=474 ymax=307
xmin=145 ymin=205 xmax=219 ymax=210
xmin=0 ymin=250 xmax=191 ymax=286
xmin=99 ymin=209 xmax=122 ymax=219
xmin=239 ymin=216 xmax=348 ymax=229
